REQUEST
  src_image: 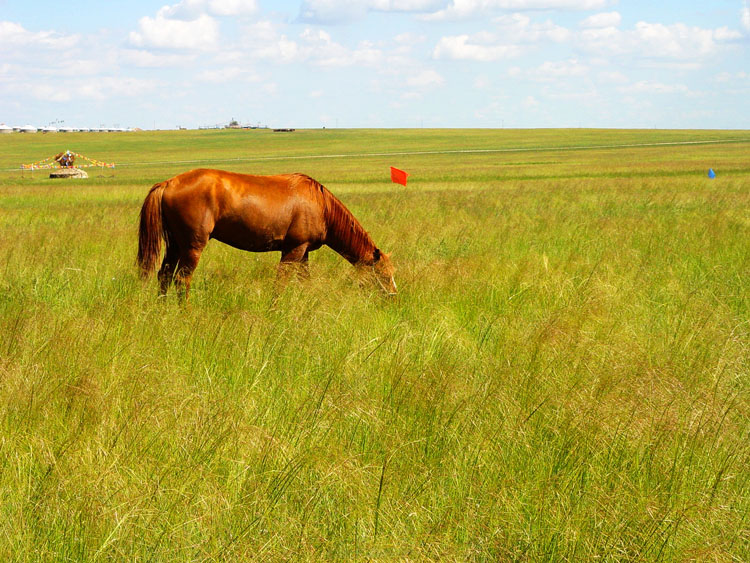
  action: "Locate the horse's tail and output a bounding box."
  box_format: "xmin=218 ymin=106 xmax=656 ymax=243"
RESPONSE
xmin=137 ymin=181 xmax=168 ymax=279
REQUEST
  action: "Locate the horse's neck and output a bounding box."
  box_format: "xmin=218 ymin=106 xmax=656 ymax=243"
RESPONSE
xmin=323 ymin=191 xmax=376 ymax=265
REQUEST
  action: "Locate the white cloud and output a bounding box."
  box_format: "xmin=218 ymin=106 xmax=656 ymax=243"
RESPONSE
xmin=299 ymin=0 xmax=442 ymax=22
xmin=299 ymin=0 xmax=369 ymax=23
xmin=120 ymin=49 xmax=197 ymax=68
xmin=497 ymin=0 xmax=608 ymax=9
xmin=619 ymin=81 xmax=689 ymax=95
xmin=577 ymin=21 xmax=741 ymax=60
xmin=715 ymin=70 xmax=748 ymax=82
xmin=84 ymin=77 xmax=159 ymax=100
xmin=474 ymin=99 xmax=508 ymax=120
xmin=503 ymin=58 xmax=589 ymax=83
xmin=29 ymin=84 xmax=73 ymax=103
xmin=206 ymin=0 xmax=259 ymax=16
xmin=0 ymin=21 xmax=80 ymax=50
xmin=129 ymin=11 xmax=219 ymax=50
xmin=578 ymin=24 xmax=618 ymax=44
xmin=579 ymin=11 xmax=620 ymax=28
xmin=598 ymin=70 xmax=628 ymax=84
xmin=159 ymin=0 xmax=258 ymax=18
xmin=196 ymin=66 xmax=261 ymax=82
xmin=528 ymin=58 xmax=588 ymax=80
xmin=299 ymin=28 xmax=352 ymax=65
xmin=394 ymin=32 xmax=427 ymax=45
xmin=474 ymin=74 xmax=491 ymax=88
xmin=246 ymin=27 xmax=301 ymax=62
xmin=399 ymin=92 xmax=423 ymax=101
xmin=127 ymin=0 xmax=257 ymax=50
xmin=296 ymin=28 xmax=381 ymax=66
xmin=433 ymin=34 xmax=522 ymax=61
xmin=26 ymin=77 xmax=158 ymax=102
xmin=494 ymin=13 xmax=570 ymax=42
xmin=406 ymin=69 xmax=445 ymax=87
xmin=425 ymin=0 xmax=609 ymax=21
xmin=239 ymin=23 xmax=383 ymax=67
xmin=370 ymin=0 xmax=443 ymax=9
xmin=633 ymin=22 xmax=739 ymax=57
xmin=743 ymin=1 xmax=750 ymax=32
xmin=261 ymin=83 xmax=278 ymax=95
xmin=433 ymin=14 xmax=568 ymax=61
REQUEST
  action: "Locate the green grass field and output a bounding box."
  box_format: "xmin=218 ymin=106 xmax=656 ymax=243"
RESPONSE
xmin=1 ymin=128 xmax=748 ymax=560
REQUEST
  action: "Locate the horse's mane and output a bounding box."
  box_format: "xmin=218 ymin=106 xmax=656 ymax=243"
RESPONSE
xmin=293 ymin=174 xmax=376 ymax=264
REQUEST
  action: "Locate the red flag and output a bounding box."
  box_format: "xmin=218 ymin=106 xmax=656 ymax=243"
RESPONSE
xmin=390 ymin=166 xmax=409 ymax=186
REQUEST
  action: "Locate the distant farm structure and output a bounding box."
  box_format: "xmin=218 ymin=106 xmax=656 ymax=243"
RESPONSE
xmin=198 ymin=118 xmax=269 ymax=130
xmin=0 ymin=120 xmax=294 ymax=133
xmin=2 ymin=118 xmax=281 ymax=133
xmin=0 ymin=122 xmax=134 ymax=134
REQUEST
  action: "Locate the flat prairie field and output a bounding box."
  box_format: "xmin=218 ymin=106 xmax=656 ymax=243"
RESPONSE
xmin=0 ymin=128 xmax=748 ymax=561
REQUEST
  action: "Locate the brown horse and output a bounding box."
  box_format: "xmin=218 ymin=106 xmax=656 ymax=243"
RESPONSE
xmin=137 ymin=169 xmax=396 ymax=300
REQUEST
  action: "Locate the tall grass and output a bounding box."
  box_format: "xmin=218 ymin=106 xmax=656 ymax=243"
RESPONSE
xmin=0 ymin=129 xmax=748 ymax=560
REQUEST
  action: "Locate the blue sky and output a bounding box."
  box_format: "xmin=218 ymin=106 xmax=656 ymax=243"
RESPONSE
xmin=1 ymin=0 xmax=748 ymax=129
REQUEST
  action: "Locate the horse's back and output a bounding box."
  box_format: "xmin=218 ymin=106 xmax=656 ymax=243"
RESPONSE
xmin=163 ymin=169 xmax=313 ymax=206
xmin=161 ymin=169 xmax=327 ymax=252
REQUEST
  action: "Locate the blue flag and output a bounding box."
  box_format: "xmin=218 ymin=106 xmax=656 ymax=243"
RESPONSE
xmin=708 ymin=168 xmax=716 ymax=179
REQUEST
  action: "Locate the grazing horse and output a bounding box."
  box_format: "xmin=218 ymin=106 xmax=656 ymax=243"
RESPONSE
xmin=137 ymin=169 xmax=396 ymax=300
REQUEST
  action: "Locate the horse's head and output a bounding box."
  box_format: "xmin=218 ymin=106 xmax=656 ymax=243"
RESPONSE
xmin=373 ymin=249 xmax=397 ymax=296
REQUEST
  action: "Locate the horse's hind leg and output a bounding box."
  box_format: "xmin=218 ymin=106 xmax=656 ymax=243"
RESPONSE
xmin=175 ymin=244 xmax=205 ymax=302
xmin=158 ymin=243 xmax=179 ymax=297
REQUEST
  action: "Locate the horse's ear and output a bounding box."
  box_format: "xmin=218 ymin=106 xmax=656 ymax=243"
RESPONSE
xmin=374 ymin=248 xmax=381 ymax=262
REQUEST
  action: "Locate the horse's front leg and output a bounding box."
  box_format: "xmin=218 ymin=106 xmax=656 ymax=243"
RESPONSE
xmin=277 ymin=244 xmax=310 ymax=283
xmin=271 ymin=244 xmax=310 ymax=308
